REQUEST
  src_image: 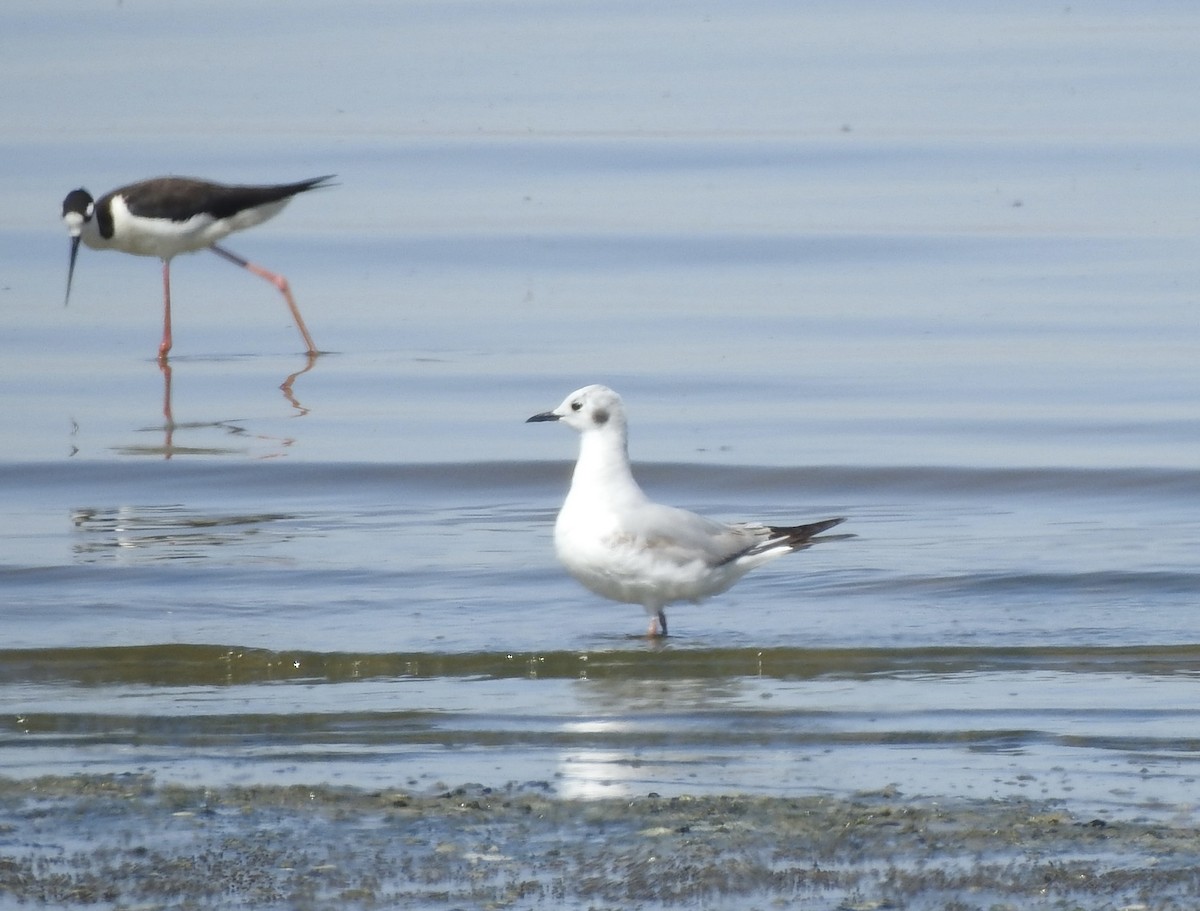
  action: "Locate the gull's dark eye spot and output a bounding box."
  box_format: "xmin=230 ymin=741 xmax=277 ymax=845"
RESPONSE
xmin=593 ymin=408 xmax=609 ymax=426
xmin=571 ymin=401 xmax=583 ymax=412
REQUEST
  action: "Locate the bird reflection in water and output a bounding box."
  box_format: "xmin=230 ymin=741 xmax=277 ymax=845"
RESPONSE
xmin=110 ymin=354 xmax=320 ymax=459
xmin=279 ymin=352 xmax=319 ymax=414
xmin=71 ymin=503 xmax=299 ymax=564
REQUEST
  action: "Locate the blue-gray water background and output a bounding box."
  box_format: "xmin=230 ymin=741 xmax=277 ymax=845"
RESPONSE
xmin=1 ymin=0 xmax=1198 ymax=817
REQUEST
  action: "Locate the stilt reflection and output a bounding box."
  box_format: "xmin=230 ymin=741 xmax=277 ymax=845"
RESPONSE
xmin=280 ymin=352 xmax=319 ymax=415
xmin=109 ymin=355 xmax=321 ymax=459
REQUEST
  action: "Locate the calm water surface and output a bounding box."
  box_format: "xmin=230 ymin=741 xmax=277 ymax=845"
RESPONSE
xmin=1 ymin=0 xmax=1198 ymax=824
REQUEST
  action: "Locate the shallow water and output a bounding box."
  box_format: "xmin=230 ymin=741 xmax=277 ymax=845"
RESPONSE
xmin=3 ymin=459 xmax=1198 ymax=818
xmin=2 ymin=0 xmax=1199 ymax=847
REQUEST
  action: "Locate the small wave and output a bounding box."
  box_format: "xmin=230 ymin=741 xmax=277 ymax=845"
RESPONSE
xmin=841 ymin=569 xmax=1200 ymax=597
xmin=3 ymin=642 xmax=1199 ymax=688
xmin=4 ymin=461 xmax=1195 ymax=502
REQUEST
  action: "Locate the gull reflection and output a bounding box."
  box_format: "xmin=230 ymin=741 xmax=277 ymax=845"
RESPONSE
xmin=556 ymin=674 xmax=752 ymax=799
xmin=556 ymin=741 xmax=644 ymax=800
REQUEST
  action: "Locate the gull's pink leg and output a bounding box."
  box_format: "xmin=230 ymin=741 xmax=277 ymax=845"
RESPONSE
xmin=210 ymin=244 xmax=319 ymax=354
xmin=157 ymin=259 xmax=173 ymax=363
xmin=647 ymin=609 xmax=668 ymax=637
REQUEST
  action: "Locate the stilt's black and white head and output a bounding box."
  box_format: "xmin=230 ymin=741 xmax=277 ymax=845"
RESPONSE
xmin=526 ymin=384 xmax=627 ymax=434
xmin=62 ymin=188 xmax=96 ymax=306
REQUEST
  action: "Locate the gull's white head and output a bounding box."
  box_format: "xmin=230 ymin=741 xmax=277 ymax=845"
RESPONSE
xmin=526 ymin=384 xmax=627 ymax=434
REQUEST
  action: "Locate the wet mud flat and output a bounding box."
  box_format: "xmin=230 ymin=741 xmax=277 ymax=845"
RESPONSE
xmin=1 ymin=775 xmax=1197 ymax=910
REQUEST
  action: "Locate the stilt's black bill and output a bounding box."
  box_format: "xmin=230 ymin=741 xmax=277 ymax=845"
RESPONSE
xmin=65 ymin=235 xmax=81 ymax=307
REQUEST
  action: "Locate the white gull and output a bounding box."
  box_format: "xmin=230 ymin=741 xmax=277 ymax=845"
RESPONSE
xmin=527 ymin=384 xmax=849 ymax=636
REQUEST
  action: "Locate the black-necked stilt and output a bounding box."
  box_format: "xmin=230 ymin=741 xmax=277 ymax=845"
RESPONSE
xmin=62 ymin=175 xmax=333 ymax=361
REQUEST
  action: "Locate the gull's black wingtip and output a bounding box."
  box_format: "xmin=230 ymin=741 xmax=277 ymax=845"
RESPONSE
xmin=768 ymin=517 xmax=852 ymax=549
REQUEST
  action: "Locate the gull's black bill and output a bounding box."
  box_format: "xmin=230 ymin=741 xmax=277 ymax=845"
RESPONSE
xmin=526 ymin=411 xmax=560 ymax=423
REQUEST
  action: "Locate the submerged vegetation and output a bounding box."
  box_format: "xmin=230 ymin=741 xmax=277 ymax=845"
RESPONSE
xmin=2 ymin=774 xmax=1198 ymax=909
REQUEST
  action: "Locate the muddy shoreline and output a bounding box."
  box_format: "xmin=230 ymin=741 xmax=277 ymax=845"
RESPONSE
xmin=1 ymin=775 xmax=1197 ymax=909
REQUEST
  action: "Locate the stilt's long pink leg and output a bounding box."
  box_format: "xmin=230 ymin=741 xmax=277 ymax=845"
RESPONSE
xmin=210 ymin=244 xmax=319 ymax=354
xmin=158 ymin=259 xmax=173 ymax=363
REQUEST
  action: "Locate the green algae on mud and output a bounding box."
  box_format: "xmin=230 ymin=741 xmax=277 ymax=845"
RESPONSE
xmin=1 ymin=775 xmax=1198 ymax=910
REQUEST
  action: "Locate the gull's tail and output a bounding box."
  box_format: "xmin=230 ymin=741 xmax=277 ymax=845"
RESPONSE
xmin=764 ymin=517 xmax=852 ymax=553
xmin=717 ymin=517 xmax=852 ymax=566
